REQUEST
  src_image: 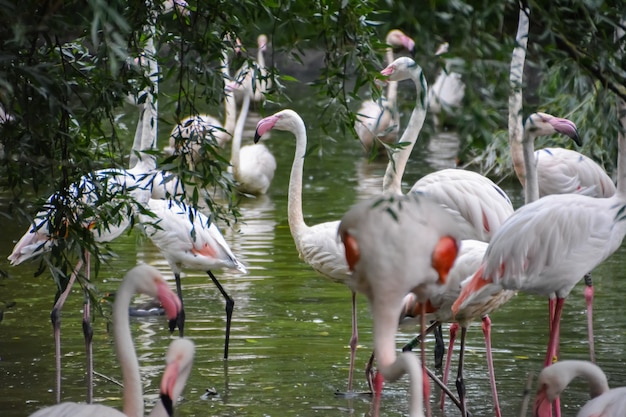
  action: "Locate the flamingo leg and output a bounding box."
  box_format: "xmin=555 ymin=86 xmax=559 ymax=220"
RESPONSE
xmin=481 ymin=315 xmax=501 ymax=417
xmin=207 ymin=270 xmax=234 ymax=359
xmin=82 ymin=252 xmax=93 ymax=403
xmin=50 ymin=259 xmax=84 ymax=403
xmin=433 ymin=323 xmax=445 ymax=369
xmin=401 ymin=320 xmax=441 ymax=352
xmin=440 ymin=322 xmax=459 ymax=412
xmin=420 ymin=304 xmax=432 ymax=417
xmin=173 ymin=272 xmax=186 ymax=337
xmin=544 ymin=297 xmax=565 ymax=417
xmin=348 ymin=291 xmax=358 ymax=393
xmin=583 ymin=273 xmax=595 ymax=363
xmin=455 ymin=326 xmax=468 ymax=417
xmin=365 ymin=349 xmax=376 ymax=395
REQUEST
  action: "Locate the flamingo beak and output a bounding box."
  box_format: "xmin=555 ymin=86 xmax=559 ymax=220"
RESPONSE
xmin=254 ymin=115 xmax=279 ymax=143
xmin=550 ymin=117 xmax=582 ymax=146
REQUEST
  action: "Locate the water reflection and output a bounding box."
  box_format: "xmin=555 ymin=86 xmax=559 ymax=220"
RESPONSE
xmin=4 ymin=98 xmax=626 ymax=417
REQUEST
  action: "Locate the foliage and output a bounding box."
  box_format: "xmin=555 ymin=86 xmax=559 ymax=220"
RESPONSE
xmin=0 ymin=0 xmax=624 ymax=293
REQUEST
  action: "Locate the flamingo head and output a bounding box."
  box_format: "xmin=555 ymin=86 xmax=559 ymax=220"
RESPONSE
xmin=386 ymin=29 xmax=415 ymax=53
xmin=254 ymin=110 xmax=302 ymax=143
xmin=525 ymin=112 xmax=582 ymax=146
xmin=160 ymin=338 xmax=195 ymax=416
xmin=257 ymin=34 xmax=268 ymax=52
xmin=533 ymin=384 xmax=554 ymax=417
xmin=380 ymin=57 xmax=420 ymax=83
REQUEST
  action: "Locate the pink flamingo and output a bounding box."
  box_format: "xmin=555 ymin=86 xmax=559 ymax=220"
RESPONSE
xmin=355 ymin=29 xmax=415 ymax=154
xmin=139 ymin=198 xmax=247 ymax=358
xmin=28 ymin=264 xmax=183 ymax=417
xmin=453 ymin=99 xmax=626 ymax=417
xmin=534 ymin=360 xmax=626 ymax=417
xmin=254 ymin=109 xmax=362 ymax=394
xmin=339 ymin=193 xmax=467 ymax=417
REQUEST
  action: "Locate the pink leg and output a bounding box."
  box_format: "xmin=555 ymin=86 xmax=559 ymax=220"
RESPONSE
xmin=482 ymin=315 xmax=501 ymax=417
xmin=347 ymin=291 xmax=358 ymax=393
xmin=420 ymin=306 xmax=431 ymax=417
xmin=51 ymin=259 xmax=84 ymax=403
xmin=584 ymin=273 xmax=595 ymax=363
xmin=440 ymin=323 xmax=459 ymax=411
xmin=544 ymin=298 xmax=565 ymax=417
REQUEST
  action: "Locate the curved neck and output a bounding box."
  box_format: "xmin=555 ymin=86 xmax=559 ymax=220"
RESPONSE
xmin=521 ymin=127 xmax=539 ymax=204
xmin=372 ymin=301 xmax=424 ymax=417
xmin=231 ymin=92 xmax=250 ymax=175
xmin=113 ymin=277 xmax=143 ymax=417
xmin=383 ymin=69 xmax=427 ymax=195
xmin=287 ymin=118 xmax=310 ymax=247
xmin=508 ymin=2 xmax=530 ymax=189
xmin=257 ymin=46 xmax=265 ymax=70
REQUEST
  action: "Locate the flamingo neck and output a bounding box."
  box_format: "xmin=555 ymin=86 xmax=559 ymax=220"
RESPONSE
xmin=508 ymin=3 xmax=530 ymax=190
xmin=130 ymin=35 xmax=159 ymax=170
xmin=383 ymin=68 xmax=427 ymax=195
xmin=218 ymin=51 xmax=237 ymax=147
xmin=113 ymin=276 xmax=144 ymax=417
xmin=231 ymin=92 xmax=250 ymax=178
xmin=521 ymin=127 xmax=539 ymax=204
xmin=287 ymin=118 xmax=310 ymax=247
xmin=617 ymin=98 xmax=626 ymax=197
xmin=373 ymin=302 xmax=424 ymax=417
xmin=385 ymin=47 xmax=398 ymax=104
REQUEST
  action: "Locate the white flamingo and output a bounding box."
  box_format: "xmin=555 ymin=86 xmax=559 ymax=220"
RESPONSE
xmin=339 ymin=193 xmax=468 ymax=417
xmin=28 ymin=264 xmax=184 ymax=417
xmin=428 ymin=42 xmax=465 ymax=128
xmin=228 ymin=78 xmax=276 ymax=195
xmin=355 ymin=29 xmax=415 ymax=154
xmin=164 ymin=39 xmax=238 ymax=165
xmin=452 ymin=97 xmax=626 ymax=416
xmin=534 ymin=360 xmax=626 ymax=417
xmin=507 ymin=5 xmax=614 ymax=364
xmin=139 ymin=198 xmax=247 ymax=358
xmin=233 ymin=34 xmax=271 ymax=105
xmin=253 ymin=109 xmax=361 ymax=394
xmin=379 ymin=56 xmax=515 ymax=243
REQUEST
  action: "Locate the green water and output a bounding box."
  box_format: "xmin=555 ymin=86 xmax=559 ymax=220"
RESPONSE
xmin=2 ymin=97 xmax=626 ymax=417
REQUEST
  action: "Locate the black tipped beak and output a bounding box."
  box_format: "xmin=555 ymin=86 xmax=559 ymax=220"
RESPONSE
xmin=160 ymin=392 xmax=174 ymax=417
xmin=253 ymin=131 xmax=261 ymax=144
xmin=572 ymin=130 xmax=583 ymax=147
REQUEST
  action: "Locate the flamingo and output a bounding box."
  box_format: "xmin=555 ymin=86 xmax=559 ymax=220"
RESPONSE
xmin=148 ymin=338 xmax=196 ymax=417
xmin=452 ymin=98 xmax=626 ymax=416
xmin=227 ymin=78 xmax=276 ymax=195
xmin=398 ymin=239 xmax=515 ymax=417
xmin=164 ymin=38 xmax=238 ymax=165
xmin=7 ymin=164 xmax=155 ymax=403
xmin=507 ymin=4 xmax=614 ymax=364
xmin=428 ymin=42 xmax=465 ymax=128
xmin=253 ymin=109 xmax=364 ymax=394
xmin=139 ymin=198 xmax=247 ymax=358
xmin=339 ymin=193 xmax=467 ymax=417
xmin=28 ymin=264 xmax=183 ymax=417
xmin=379 ymin=57 xmax=515 ymax=242
xmin=534 ymin=360 xmax=626 ymax=417
xmin=354 ymin=29 xmax=415 ymax=154
xmin=233 ymin=34 xmax=271 ymax=105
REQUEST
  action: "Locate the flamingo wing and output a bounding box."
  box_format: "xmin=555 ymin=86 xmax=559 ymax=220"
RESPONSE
xmin=296 ymin=221 xmax=351 ymax=285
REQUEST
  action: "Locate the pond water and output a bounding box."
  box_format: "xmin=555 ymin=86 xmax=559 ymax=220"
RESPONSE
xmin=2 ymin=86 xmax=626 ymax=417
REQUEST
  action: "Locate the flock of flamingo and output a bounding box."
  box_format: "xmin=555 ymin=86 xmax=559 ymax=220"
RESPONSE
xmin=6 ymin=1 xmax=626 ymax=416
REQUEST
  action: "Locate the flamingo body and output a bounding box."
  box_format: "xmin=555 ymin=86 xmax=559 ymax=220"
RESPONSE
xmin=140 ymin=199 xmax=246 ymax=275
xmin=410 ymin=169 xmax=514 ymax=242
xmin=535 ymin=147 xmax=615 ymax=197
